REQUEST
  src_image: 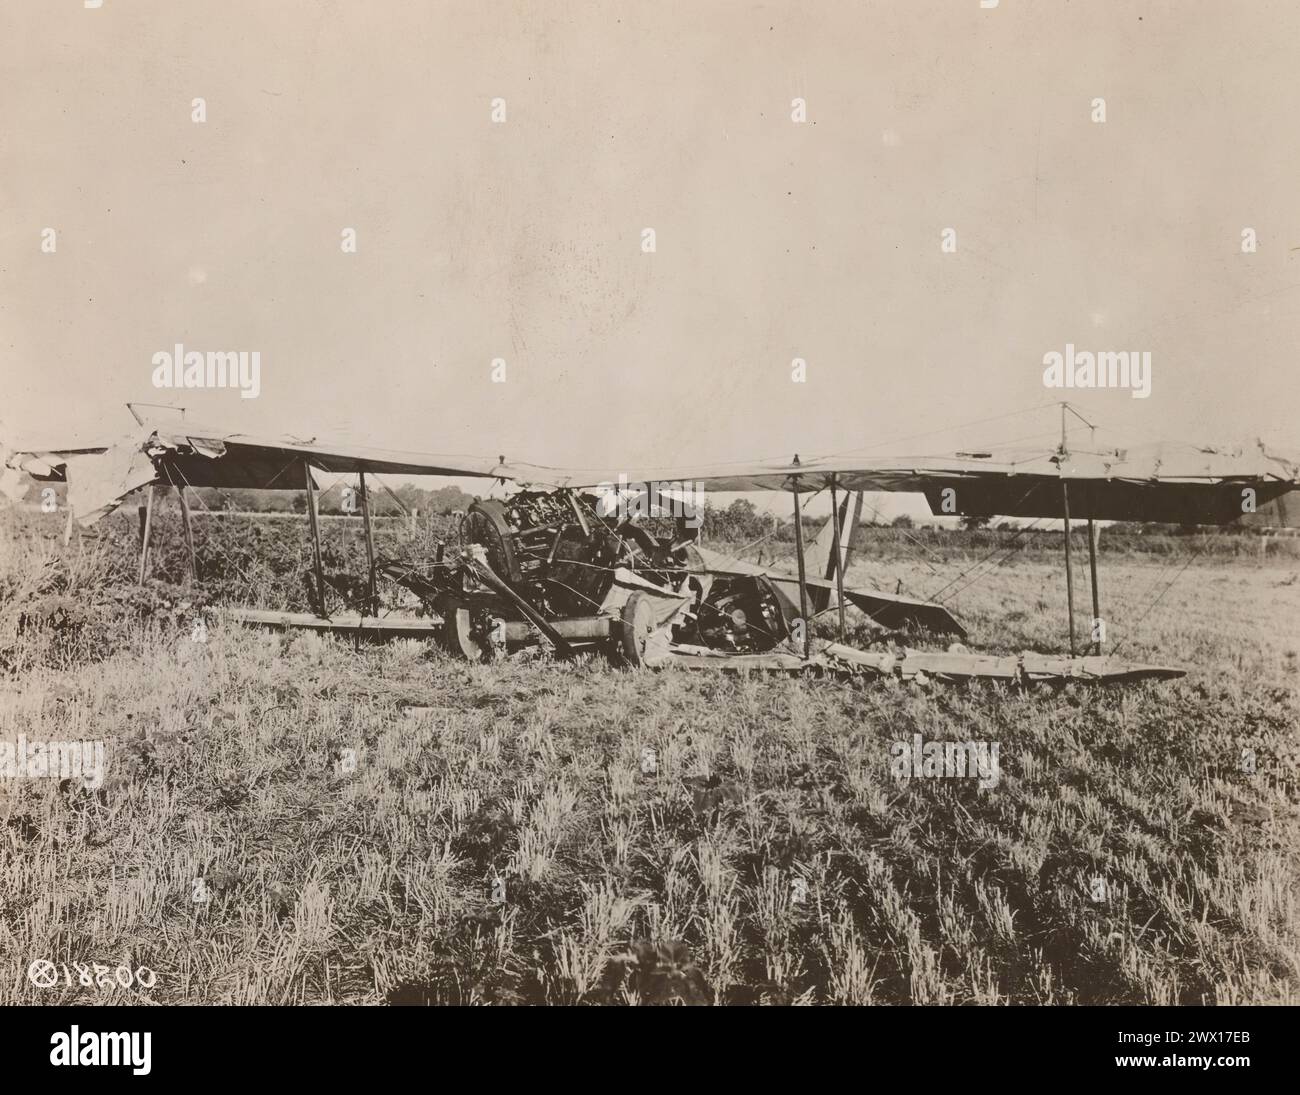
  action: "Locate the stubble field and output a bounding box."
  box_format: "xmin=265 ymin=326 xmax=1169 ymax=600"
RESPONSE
xmin=1 ymin=508 xmax=1297 ymax=1005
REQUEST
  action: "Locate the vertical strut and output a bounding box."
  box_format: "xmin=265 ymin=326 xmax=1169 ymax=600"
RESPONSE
xmin=791 ymin=470 xmax=811 ymax=658
xmin=304 ymin=459 xmax=326 ymax=616
xmin=1062 ymin=480 xmax=1076 ymax=656
xmin=138 ymin=484 xmax=156 ymax=586
xmin=1087 ymin=516 xmax=1101 ymax=654
xmin=176 ymin=476 xmax=197 ymax=584
xmin=359 ymin=471 xmax=378 ymax=616
xmin=1059 ymin=402 xmax=1077 ymax=657
xmin=829 ymin=473 xmax=847 ymax=640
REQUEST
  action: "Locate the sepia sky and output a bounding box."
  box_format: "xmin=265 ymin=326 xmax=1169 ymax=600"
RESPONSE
xmin=3 ymin=0 xmax=1300 ymax=482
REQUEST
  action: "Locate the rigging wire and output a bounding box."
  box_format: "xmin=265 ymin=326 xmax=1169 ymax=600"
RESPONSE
xmin=1106 ymin=526 xmax=1232 ymax=660
xmin=915 ymin=481 xmax=1044 ymax=602
xmin=929 ymin=518 xmax=1045 ymax=604
xmin=821 ymin=400 xmax=1063 ymax=460
xmin=160 ymin=461 xmax=259 ymax=593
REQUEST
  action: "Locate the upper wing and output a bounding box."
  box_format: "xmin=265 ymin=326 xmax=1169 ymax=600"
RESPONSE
xmin=11 ymin=412 xmax=1297 ymax=528
xmin=905 ymin=441 xmax=1300 ymax=525
xmin=22 ymin=420 xmax=580 ymax=525
xmin=0 ymin=419 xmax=113 ymax=501
xmin=558 ymin=439 xmax=1300 ymax=525
xmin=123 ymin=422 xmax=524 ymax=485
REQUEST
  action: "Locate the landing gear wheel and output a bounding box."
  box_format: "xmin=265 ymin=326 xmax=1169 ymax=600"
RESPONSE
xmin=442 ymin=599 xmax=489 ymax=662
xmin=618 ymin=592 xmax=656 ymax=668
xmin=460 ymin=500 xmax=521 ymax=583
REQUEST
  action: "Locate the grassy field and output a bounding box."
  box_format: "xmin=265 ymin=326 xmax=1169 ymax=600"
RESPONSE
xmin=1 ymin=506 xmax=1298 ymax=1005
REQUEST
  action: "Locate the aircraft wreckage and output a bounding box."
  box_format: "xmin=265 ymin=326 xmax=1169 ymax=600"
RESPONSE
xmin=5 ymin=407 xmax=1298 ymax=686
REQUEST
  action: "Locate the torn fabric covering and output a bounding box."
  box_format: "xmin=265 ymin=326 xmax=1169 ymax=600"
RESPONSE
xmin=65 ymin=431 xmax=161 ymax=525
xmin=0 ymin=455 xmax=32 ymax=503
xmin=186 ymin=436 xmax=228 ymax=460
xmin=8 ymin=453 xmax=60 ymax=480
xmin=1 ymin=437 xmax=103 ymax=501
xmin=599 ymin=568 xmax=692 ymax=625
xmin=1 ymin=416 xmax=115 ymax=493
xmin=0 ymin=436 xmax=33 ymax=502
xmin=597 ymin=569 xmax=692 ymax=666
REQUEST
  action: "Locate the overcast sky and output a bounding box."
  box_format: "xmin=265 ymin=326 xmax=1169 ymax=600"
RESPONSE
xmin=4 ymin=0 xmax=1299 ymax=507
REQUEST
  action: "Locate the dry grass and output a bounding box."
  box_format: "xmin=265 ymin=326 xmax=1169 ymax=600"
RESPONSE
xmin=1 ymin=508 xmax=1298 ymax=1004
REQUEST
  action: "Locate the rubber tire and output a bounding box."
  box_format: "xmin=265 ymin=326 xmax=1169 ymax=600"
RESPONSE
xmin=442 ymin=599 xmax=488 ymax=662
xmin=618 ymin=592 xmax=655 ymax=668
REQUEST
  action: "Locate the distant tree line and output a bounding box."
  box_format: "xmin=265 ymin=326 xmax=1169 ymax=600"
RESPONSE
xmin=195 ymin=483 xmax=480 ymax=516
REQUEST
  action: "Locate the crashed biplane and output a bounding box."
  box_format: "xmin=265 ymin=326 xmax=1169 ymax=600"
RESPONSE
xmin=5 ymin=409 xmax=1297 ymax=687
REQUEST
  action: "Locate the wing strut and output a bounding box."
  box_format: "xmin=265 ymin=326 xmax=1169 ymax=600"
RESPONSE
xmin=829 ymin=473 xmax=847 ymax=639
xmin=303 ymin=458 xmax=326 ymax=616
xmin=359 ymin=471 xmax=379 ymax=616
xmin=790 ymin=463 xmax=811 ymax=658
xmin=1062 ymin=480 xmax=1077 ymax=656
xmin=1087 ymin=517 xmax=1102 ymax=653
xmin=138 ymin=484 xmax=157 ymax=585
xmin=1059 ymin=404 xmax=1078 ymax=656
xmin=175 ymin=471 xmax=197 ymax=585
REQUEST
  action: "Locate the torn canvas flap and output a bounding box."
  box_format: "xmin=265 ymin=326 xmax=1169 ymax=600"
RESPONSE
xmin=585 ymin=570 xmax=689 ymax=667
xmin=66 ymin=436 xmax=162 ymax=525
xmin=0 ymin=463 xmax=30 ymax=503
xmin=600 ymin=568 xmax=693 ymax=626
xmin=186 ymin=436 xmax=228 ymax=460
xmin=0 ymin=432 xmax=28 ymax=502
xmin=0 ymin=440 xmax=29 ymax=503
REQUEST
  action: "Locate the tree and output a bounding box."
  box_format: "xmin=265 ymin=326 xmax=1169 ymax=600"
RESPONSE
xmin=890 ymin=514 xmax=914 ymax=529
xmin=960 ymin=514 xmax=992 ymax=531
xmin=715 ymin=498 xmax=771 ymax=542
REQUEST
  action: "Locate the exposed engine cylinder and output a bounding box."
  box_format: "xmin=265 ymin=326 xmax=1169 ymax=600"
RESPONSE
xmin=460 ymin=492 xmax=627 ymax=617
